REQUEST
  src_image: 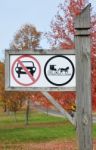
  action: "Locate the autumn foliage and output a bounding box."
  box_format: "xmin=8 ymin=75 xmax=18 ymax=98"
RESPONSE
xmin=10 ymin=24 xmax=42 ymax=50
xmin=46 ymin=0 xmax=96 ymax=110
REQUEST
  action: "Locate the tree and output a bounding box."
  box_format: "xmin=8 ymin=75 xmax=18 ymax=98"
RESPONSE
xmin=0 ymin=62 xmax=27 ymax=122
xmin=0 ymin=62 xmax=6 ymax=111
xmin=5 ymin=92 xmax=24 ymax=121
xmin=46 ymin=0 xmax=87 ymax=48
xmin=10 ymin=24 xmax=42 ymax=50
xmin=46 ymin=0 xmax=96 ymax=110
xmin=9 ymin=24 xmax=43 ymax=124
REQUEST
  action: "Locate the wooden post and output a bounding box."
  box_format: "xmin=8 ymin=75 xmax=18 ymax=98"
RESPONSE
xmin=74 ymin=4 xmax=93 ymax=150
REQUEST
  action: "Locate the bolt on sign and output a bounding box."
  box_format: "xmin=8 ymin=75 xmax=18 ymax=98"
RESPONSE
xmin=5 ymin=50 xmax=76 ymax=91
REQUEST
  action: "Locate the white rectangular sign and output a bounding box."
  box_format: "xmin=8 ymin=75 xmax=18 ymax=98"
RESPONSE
xmin=5 ymin=50 xmax=76 ymax=91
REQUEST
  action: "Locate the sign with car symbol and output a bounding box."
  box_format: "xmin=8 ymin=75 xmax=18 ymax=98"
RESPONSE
xmin=11 ymin=55 xmax=41 ymax=86
xmin=6 ymin=50 xmax=76 ymax=91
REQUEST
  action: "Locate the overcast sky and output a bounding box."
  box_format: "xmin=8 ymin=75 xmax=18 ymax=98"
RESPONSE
xmin=0 ymin=0 xmax=95 ymax=60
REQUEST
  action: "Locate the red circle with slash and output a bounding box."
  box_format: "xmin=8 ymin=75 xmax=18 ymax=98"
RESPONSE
xmin=11 ymin=55 xmax=41 ymax=86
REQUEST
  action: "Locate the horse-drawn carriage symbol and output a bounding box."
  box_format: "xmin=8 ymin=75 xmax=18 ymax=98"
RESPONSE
xmin=48 ymin=65 xmax=70 ymax=76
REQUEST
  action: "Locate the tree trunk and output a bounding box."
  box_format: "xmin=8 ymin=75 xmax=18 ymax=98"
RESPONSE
xmin=25 ymin=100 xmax=30 ymax=125
xmin=47 ymin=104 xmax=49 ymax=116
xmin=3 ymin=103 xmax=7 ymax=112
xmin=14 ymin=111 xmax=17 ymax=122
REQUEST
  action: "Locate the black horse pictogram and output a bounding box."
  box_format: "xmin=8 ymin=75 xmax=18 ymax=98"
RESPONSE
xmin=58 ymin=67 xmax=69 ymax=74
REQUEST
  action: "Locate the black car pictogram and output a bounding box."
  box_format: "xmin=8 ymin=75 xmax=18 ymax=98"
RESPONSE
xmin=15 ymin=61 xmax=36 ymax=78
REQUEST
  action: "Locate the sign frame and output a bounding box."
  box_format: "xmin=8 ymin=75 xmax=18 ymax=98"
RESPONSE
xmin=5 ymin=49 xmax=76 ymax=91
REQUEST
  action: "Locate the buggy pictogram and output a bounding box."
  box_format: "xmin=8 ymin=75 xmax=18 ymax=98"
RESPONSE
xmin=48 ymin=65 xmax=69 ymax=75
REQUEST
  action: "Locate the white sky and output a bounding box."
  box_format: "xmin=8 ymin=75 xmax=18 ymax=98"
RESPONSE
xmin=0 ymin=0 xmax=95 ymax=61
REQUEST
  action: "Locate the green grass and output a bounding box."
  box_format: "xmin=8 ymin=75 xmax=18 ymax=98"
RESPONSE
xmin=0 ymin=110 xmax=66 ymax=125
xmin=0 ymin=110 xmax=76 ymax=143
xmin=0 ymin=110 xmax=96 ymax=144
xmin=0 ymin=124 xmax=75 ymax=143
xmin=93 ymin=124 xmax=96 ymax=137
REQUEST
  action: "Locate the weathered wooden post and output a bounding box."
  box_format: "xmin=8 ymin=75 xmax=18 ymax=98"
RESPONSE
xmin=74 ymin=4 xmax=93 ymax=150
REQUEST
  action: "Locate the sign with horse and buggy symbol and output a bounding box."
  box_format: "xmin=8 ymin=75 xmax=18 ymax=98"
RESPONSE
xmin=44 ymin=55 xmax=75 ymax=86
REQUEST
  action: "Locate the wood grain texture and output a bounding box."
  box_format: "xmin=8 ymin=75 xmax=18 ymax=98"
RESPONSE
xmin=75 ymin=4 xmax=93 ymax=150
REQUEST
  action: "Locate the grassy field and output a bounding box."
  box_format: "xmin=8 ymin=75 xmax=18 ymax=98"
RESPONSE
xmin=0 ymin=110 xmax=77 ymax=144
xmin=0 ymin=109 xmax=96 ymax=145
xmin=0 ymin=110 xmax=96 ymax=150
